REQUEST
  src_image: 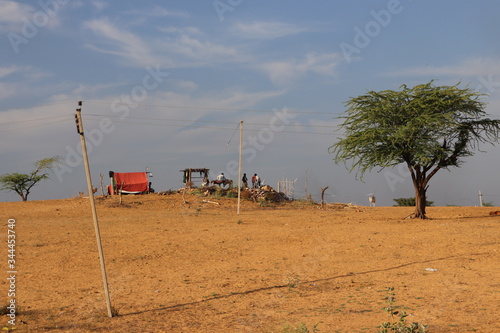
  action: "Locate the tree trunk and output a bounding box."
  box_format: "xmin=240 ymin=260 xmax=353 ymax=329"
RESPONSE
xmin=414 ymin=187 xmax=427 ymax=219
xmin=17 ymin=190 xmax=27 ymax=202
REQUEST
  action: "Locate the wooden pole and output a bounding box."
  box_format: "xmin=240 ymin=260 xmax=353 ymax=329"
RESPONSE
xmin=237 ymin=121 xmax=243 ymax=215
xmin=75 ymin=101 xmax=113 ymax=317
xmin=304 ymin=168 xmax=308 ymax=198
xmin=320 ymin=186 xmax=329 ymax=209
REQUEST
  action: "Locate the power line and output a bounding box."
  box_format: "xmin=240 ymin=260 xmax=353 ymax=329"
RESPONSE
xmin=0 ymin=114 xmax=73 ymax=126
xmin=84 ymin=118 xmax=334 ymax=135
xmin=0 ymin=118 xmax=72 ymax=133
xmin=84 ymin=100 xmax=336 ymax=115
xmin=83 ymin=113 xmax=337 ymax=129
xmin=0 ymin=115 xmax=334 ymax=135
xmin=0 ymin=101 xmax=74 ymax=113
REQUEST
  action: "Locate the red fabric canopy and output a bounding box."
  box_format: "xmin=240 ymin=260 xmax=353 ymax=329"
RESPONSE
xmin=113 ymin=172 xmax=148 ymax=193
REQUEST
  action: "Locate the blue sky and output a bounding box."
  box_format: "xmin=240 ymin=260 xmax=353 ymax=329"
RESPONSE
xmin=1 ymin=0 xmax=500 ymax=206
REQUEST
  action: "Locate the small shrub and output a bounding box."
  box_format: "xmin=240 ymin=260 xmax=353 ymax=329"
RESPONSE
xmin=393 ymin=197 xmax=434 ymax=207
xmin=378 ymin=287 xmax=427 ymax=333
xmin=226 ymin=189 xmax=239 ymax=198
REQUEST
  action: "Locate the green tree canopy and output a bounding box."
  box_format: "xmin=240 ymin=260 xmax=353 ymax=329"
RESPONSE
xmin=0 ymin=156 xmax=61 ymax=201
xmin=330 ymin=81 xmax=500 ymax=218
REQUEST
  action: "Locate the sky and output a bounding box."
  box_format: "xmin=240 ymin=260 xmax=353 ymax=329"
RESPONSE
xmin=1 ymin=0 xmax=500 ymax=206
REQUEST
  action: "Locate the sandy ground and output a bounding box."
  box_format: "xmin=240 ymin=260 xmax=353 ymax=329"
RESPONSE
xmin=0 ymin=193 xmax=499 ymax=332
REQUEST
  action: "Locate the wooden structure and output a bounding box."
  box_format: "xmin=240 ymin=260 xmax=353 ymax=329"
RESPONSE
xmin=181 ymin=168 xmax=210 ymax=188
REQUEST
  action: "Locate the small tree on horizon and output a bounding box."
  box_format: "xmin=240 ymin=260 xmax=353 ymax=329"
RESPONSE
xmin=0 ymin=156 xmax=61 ymax=201
xmin=330 ymin=81 xmax=500 ymax=219
xmin=393 ymin=197 xmax=434 ymax=207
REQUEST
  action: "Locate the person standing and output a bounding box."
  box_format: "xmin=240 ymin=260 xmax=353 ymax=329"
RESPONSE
xmin=252 ymin=173 xmax=261 ymax=188
xmin=242 ymin=173 xmax=248 ymax=188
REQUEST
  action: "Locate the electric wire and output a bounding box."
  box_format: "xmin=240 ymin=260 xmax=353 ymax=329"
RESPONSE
xmin=0 ymin=115 xmax=334 ymax=135
xmin=0 ymin=103 xmax=336 ymax=135
xmin=0 ymin=101 xmax=74 ymax=113
xmin=83 ymin=113 xmax=337 ymax=129
xmin=0 ymin=118 xmax=73 ymax=133
xmin=0 ymin=114 xmax=73 ymax=126
xmin=84 ymin=100 xmax=336 ymax=115
xmin=83 ymin=118 xmax=334 ymax=135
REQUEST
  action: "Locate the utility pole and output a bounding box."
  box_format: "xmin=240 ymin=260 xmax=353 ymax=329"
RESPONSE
xmin=237 ymin=121 xmax=243 ymax=214
xmin=304 ymin=168 xmax=308 ymax=198
xmin=75 ymin=101 xmax=113 ymax=317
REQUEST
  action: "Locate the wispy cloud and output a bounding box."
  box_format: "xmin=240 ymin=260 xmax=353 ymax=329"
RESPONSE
xmin=139 ymin=6 xmax=190 ymax=19
xmin=259 ymin=53 xmax=342 ymax=85
xmin=0 ymin=0 xmax=65 ymax=33
xmin=0 ymin=65 xmax=21 ymax=78
xmin=83 ymin=18 xmax=161 ymax=67
xmin=90 ymin=0 xmax=108 ymax=12
xmin=234 ymin=21 xmax=306 ymax=39
xmin=387 ymin=57 xmax=500 ymax=77
xmin=0 ymin=0 xmax=34 ymax=31
xmin=84 ymin=19 xmax=245 ymax=68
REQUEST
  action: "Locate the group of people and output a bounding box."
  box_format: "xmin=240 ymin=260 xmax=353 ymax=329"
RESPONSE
xmin=213 ymin=172 xmax=262 ymax=188
xmin=242 ymin=173 xmax=261 ymax=188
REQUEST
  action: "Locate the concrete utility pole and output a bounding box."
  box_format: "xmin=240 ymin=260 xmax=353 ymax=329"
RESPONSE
xmin=237 ymin=121 xmax=243 ymax=215
xmin=75 ymin=101 xmax=113 ymax=317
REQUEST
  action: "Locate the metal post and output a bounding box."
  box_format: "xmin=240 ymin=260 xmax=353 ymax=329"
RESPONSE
xmin=75 ymin=101 xmax=113 ymax=317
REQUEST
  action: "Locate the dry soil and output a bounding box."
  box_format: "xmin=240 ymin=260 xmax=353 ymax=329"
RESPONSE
xmin=0 ymin=193 xmax=499 ymax=332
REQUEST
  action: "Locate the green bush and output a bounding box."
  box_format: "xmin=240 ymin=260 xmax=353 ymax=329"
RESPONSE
xmin=393 ymin=197 xmax=434 ymax=207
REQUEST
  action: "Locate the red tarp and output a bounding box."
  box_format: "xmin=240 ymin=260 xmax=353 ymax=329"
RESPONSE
xmin=113 ymin=172 xmax=148 ymax=193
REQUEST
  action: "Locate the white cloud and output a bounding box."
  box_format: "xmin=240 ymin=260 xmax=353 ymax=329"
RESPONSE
xmin=0 ymin=65 xmax=20 ymax=78
xmin=0 ymin=0 xmax=34 ymax=31
xmin=0 ymin=0 xmax=65 ymax=33
xmin=234 ymin=21 xmax=306 ymax=39
xmin=148 ymin=6 xmax=189 ymax=19
xmin=90 ymin=0 xmax=108 ymax=12
xmin=175 ymin=80 xmax=199 ymax=92
xmin=388 ymin=57 xmax=500 ymax=77
xmin=0 ymin=82 xmax=16 ymax=99
xmin=84 ymin=19 xmax=245 ymax=68
xmin=83 ymin=18 xmax=161 ymax=67
xmin=259 ymin=53 xmax=342 ymax=85
xmin=124 ymin=6 xmax=190 ymax=19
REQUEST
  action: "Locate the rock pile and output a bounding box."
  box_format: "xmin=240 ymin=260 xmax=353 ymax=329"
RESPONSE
xmin=242 ymin=185 xmax=289 ymax=202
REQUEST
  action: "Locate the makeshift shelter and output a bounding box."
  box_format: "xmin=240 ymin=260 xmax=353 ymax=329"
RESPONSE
xmin=108 ymin=171 xmax=151 ymax=195
xmin=180 ymin=168 xmax=210 ymax=188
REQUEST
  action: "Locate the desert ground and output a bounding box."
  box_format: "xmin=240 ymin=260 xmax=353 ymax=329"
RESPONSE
xmin=0 ymin=192 xmax=499 ymax=332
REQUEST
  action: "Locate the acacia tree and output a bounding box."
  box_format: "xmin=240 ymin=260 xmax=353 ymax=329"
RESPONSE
xmin=0 ymin=156 xmax=60 ymax=201
xmin=330 ymin=81 xmax=500 ymax=219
